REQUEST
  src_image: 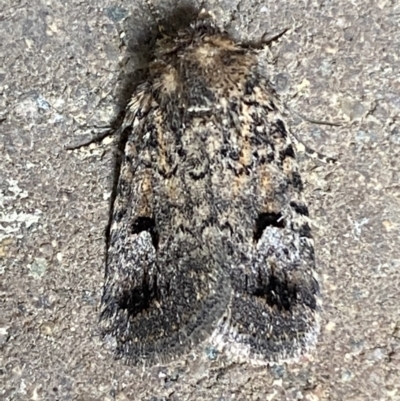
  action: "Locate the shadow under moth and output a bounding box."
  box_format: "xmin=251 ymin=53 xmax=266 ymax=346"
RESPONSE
xmin=98 ymin=9 xmax=321 ymax=366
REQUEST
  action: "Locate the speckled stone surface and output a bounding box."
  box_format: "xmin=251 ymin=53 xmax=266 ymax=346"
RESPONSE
xmin=1 ymin=1 xmax=399 ymax=400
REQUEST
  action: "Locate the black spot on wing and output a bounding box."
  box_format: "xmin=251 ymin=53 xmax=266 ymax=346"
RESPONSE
xmin=254 ymin=212 xmax=285 ymax=242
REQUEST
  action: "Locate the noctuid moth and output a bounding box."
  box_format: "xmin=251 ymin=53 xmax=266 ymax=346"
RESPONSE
xmin=98 ymin=7 xmax=321 ymax=366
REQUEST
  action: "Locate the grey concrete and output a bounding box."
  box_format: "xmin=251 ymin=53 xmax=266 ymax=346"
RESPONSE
xmin=1 ymin=0 xmax=399 ymax=400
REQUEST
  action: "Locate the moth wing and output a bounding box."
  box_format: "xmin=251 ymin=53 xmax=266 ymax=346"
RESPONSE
xmin=100 ymin=85 xmax=230 ymax=365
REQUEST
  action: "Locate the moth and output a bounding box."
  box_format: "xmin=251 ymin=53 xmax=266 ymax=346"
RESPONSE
xmin=99 ymin=9 xmax=320 ymax=366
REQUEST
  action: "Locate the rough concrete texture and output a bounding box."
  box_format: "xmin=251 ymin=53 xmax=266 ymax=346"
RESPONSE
xmin=1 ymin=0 xmax=400 ymax=400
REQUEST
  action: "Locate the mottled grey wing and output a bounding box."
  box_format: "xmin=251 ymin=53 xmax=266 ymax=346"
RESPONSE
xmin=212 ymin=70 xmax=320 ymax=361
xmin=100 ymin=86 xmax=230 ymax=365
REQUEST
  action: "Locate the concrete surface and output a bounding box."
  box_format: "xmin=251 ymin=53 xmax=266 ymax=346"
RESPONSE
xmin=1 ymin=0 xmax=399 ymax=400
